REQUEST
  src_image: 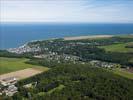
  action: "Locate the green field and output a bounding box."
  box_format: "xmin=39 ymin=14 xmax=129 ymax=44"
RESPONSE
xmin=118 ymin=35 xmax=133 ymax=38
xmin=112 ymin=68 xmax=133 ymax=79
xmin=0 ymin=57 xmax=49 ymax=75
xmin=1 ymin=57 xmax=132 ymax=80
xmin=99 ymin=43 xmax=133 ymax=53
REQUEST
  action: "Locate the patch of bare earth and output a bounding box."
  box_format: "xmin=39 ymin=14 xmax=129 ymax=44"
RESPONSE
xmin=0 ymin=68 xmax=43 ymax=80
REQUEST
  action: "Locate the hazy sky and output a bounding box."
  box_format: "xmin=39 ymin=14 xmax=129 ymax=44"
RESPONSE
xmin=1 ymin=0 xmax=133 ymax=23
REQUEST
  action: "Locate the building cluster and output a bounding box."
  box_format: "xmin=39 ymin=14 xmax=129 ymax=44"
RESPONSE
xmin=7 ymin=44 xmax=41 ymax=54
xmin=90 ymin=60 xmax=119 ymax=68
xmin=7 ymin=39 xmax=98 ymax=55
xmin=34 ymin=53 xmax=80 ymax=63
xmin=0 ymin=77 xmax=18 ymax=96
xmin=23 ymin=82 xmax=37 ymax=89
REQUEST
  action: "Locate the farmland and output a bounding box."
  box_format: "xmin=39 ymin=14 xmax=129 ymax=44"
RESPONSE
xmin=112 ymin=68 xmax=133 ymax=79
xmin=0 ymin=57 xmax=49 ymax=75
xmin=0 ymin=68 xmax=45 ymax=80
xmin=99 ymin=43 xmax=133 ymax=53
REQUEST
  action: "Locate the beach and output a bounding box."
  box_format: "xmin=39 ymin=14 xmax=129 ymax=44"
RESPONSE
xmin=64 ymin=35 xmax=113 ymax=40
xmin=1 ymin=23 xmax=133 ymax=49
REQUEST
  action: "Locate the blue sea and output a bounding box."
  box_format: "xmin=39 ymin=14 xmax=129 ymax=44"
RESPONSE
xmin=0 ymin=23 xmax=133 ymax=49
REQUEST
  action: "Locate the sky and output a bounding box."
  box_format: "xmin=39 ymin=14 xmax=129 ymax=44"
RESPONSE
xmin=0 ymin=0 xmax=133 ymax=23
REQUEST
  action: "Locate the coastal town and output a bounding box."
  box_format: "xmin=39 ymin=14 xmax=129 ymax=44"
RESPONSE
xmin=7 ymin=44 xmax=41 ymax=54
xmin=0 ymin=35 xmax=133 ymax=99
xmin=0 ymin=0 xmax=133 ymax=99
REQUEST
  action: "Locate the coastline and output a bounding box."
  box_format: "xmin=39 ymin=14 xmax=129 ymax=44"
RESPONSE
xmin=2 ymin=34 xmax=133 ymax=50
xmin=1 ymin=23 xmax=133 ymax=49
xmin=64 ymin=35 xmax=113 ymax=40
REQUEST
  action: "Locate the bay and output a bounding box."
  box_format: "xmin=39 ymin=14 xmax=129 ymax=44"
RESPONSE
xmin=0 ymin=23 xmax=133 ymax=49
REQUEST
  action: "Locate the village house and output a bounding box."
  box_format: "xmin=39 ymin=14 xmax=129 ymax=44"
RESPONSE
xmin=0 ymin=77 xmax=18 ymax=96
xmin=90 ymin=60 xmax=117 ymax=68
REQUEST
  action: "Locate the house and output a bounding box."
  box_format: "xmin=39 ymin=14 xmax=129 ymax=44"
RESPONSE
xmin=0 ymin=77 xmax=18 ymax=96
xmin=0 ymin=77 xmax=17 ymax=86
xmin=4 ymin=85 xmax=18 ymax=96
xmin=23 ymin=82 xmax=37 ymax=88
xmin=90 ymin=60 xmax=116 ymax=68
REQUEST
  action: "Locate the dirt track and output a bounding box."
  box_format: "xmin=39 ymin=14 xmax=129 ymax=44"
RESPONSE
xmin=0 ymin=68 xmax=42 ymax=80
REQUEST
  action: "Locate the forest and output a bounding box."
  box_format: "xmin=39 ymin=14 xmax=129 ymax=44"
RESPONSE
xmin=2 ymin=63 xmax=133 ymax=100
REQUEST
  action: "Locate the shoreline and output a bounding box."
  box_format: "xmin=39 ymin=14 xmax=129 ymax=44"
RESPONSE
xmin=2 ymin=34 xmax=133 ymax=50
xmin=64 ymin=34 xmax=133 ymax=40
xmin=64 ymin=35 xmax=114 ymax=40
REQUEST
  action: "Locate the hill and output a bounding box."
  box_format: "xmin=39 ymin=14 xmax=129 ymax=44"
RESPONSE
xmin=5 ymin=64 xmax=133 ymax=100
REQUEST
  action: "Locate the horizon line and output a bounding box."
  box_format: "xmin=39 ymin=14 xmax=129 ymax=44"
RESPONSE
xmin=1 ymin=22 xmax=133 ymax=24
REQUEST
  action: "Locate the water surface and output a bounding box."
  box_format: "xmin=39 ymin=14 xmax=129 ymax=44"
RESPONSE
xmin=0 ymin=23 xmax=133 ymax=49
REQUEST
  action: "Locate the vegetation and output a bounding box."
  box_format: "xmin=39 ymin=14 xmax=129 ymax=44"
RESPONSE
xmin=0 ymin=50 xmax=22 ymax=58
xmin=1 ymin=35 xmax=133 ymax=99
xmin=0 ymin=50 xmax=33 ymax=58
xmin=1 ymin=36 xmax=133 ymax=67
xmin=99 ymin=43 xmax=133 ymax=53
xmin=27 ymin=36 xmax=133 ymax=66
xmin=3 ymin=64 xmax=132 ymax=100
xmin=112 ymin=68 xmax=133 ymax=79
xmin=26 ymin=58 xmax=63 ymax=68
xmin=125 ymin=42 xmax=133 ymax=48
xmin=0 ymin=57 xmax=48 ymax=74
xmin=26 ymin=45 xmax=133 ymax=67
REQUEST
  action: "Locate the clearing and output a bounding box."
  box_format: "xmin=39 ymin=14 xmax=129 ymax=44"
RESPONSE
xmin=99 ymin=43 xmax=133 ymax=53
xmin=0 ymin=57 xmax=49 ymax=75
xmin=0 ymin=68 xmax=45 ymax=80
xmin=112 ymin=68 xmax=133 ymax=79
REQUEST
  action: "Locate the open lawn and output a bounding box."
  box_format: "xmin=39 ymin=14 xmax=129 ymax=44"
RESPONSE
xmin=99 ymin=43 xmax=133 ymax=53
xmin=0 ymin=57 xmax=49 ymax=75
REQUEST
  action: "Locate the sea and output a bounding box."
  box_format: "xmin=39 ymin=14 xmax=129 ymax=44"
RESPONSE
xmin=0 ymin=23 xmax=133 ymax=49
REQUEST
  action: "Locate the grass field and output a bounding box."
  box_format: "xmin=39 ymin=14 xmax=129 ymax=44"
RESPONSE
xmin=129 ymin=58 xmax=133 ymax=63
xmin=118 ymin=35 xmax=133 ymax=38
xmin=0 ymin=57 xmax=49 ymax=75
xmin=112 ymin=68 xmax=133 ymax=79
xmin=1 ymin=57 xmax=132 ymax=80
xmin=99 ymin=43 xmax=133 ymax=53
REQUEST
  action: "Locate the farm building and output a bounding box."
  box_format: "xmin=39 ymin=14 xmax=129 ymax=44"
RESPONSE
xmin=0 ymin=77 xmax=18 ymax=96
